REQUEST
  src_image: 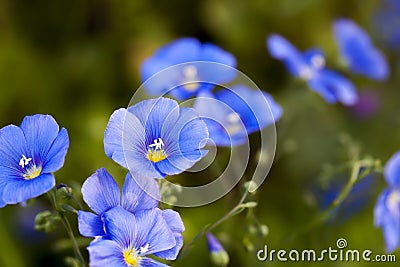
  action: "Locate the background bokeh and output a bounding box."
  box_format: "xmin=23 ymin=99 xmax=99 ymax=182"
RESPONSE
xmin=0 ymin=0 xmax=399 ymax=266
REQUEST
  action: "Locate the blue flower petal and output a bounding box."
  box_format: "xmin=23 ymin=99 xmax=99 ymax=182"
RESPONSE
xmin=0 ymin=125 xmax=28 ymax=174
xmin=81 ymin=168 xmax=120 ymax=215
xmin=2 ymin=173 xmax=55 ymax=204
xmin=42 ymin=128 xmax=69 ymax=173
xmin=308 ymin=70 xmax=358 ymax=106
xmin=153 ymin=233 xmax=183 ymax=260
xmin=87 ymin=239 xmax=126 ymax=267
xmin=267 ymin=34 xmax=308 ymax=77
xmin=104 ymin=108 xmax=146 ymax=169
xmin=384 ymin=151 xmax=400 ymax=188
xmin=141 ymin=38 xmax=236 ymax=100
xmin=103 ymin=206 xmax=137 ymax=248
xmin=374 ymin=189 xmax=388 ymax=227
xmin=78 ymin=211 xmax=105 ymax=237
xmin=134 ymin=209 xmax=176 ymax=256
xmin=216 ymin=85 xmax=282 ymax=134
xmin=20 ymin=115 xmax=59 ymax=164
xmin=333 ymin=19 xmax=389 ymax=80
xmin=121 ymin=172 xmax=160 ymax=213
xmin=128 ymin=98 xmax=179 ymax=138
xmin=139 ymin=257 xmax=170 ymax=267
xmin=194 ymin=91 xmax=248 ymax=146
xmin=162 ymin=107 xmax=208 ymax=159
xmin=162 ymin=209 xmax=185 ymax=233
xmin=153 ymin=209 xmax=184 ymax=260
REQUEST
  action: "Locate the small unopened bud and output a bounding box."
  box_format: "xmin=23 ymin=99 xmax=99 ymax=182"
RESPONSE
xmin=56 ymin=183 xmax=73 ymax=200
xmin=243 ymin=181 xmax=258 ymax=194
xmin=206 ymin=233 xmax=229 ymax=267
xmin=34 ymin=210 xmax=61 ymax=233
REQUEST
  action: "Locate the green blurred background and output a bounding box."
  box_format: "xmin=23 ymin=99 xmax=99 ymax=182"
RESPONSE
xmin=0 ymin=0 xmax=400 ymax=266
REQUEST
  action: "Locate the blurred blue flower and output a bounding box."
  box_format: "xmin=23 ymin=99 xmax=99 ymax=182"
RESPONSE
xmin=206 ymin=233 xmax=229 ymax=267
xmin=194 ymin=85 xmax=282 ymax=146
xmin=88 ymin=206 xmax=176 ymax=267
xmin=374 ymin=151 xmax=400 ymax=252
xmin=104 ymin=98 xmax=208 ymax=179
xmin=0 ymin=114 xmax=69 ymax=207
xmin=267 ymin=34 xmax=358 ymax=106
xmin=140 ymin=38 xmax=237 ymax=100
xmin=333 ymin=18 xmax=389 ymax=80
xmin=315 ymin=174 xmax=376 ymax=223
xmin=373 ymin=0 xmax=400 ymax=51
xmin=78 ymin=168 xmax=184 ymax=259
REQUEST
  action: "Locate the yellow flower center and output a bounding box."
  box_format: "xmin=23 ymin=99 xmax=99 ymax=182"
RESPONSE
xmin=124 ymin=248 xmax=139 ymax=266
xmin=23 ymin=165 xmax=42 ymax=180
xmin=147 ymin=138 xmax=167 ymax=163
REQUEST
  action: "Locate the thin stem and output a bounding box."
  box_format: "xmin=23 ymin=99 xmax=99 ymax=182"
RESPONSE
xmin=47 ymin=188 xmax=85 ymax=266
xmin=177 ymin=188 xmax=250 ymax=260
xmin=208 ymin=189 xmax=249 ymax=232
xmin=60 ymin=213 xmax=85 ymax=266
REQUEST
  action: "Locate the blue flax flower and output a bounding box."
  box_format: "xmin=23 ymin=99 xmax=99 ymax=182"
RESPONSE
xmin=267 ymin=34 xmax=358 ymax=106
xmin=88 ymin=206 xmax=176 ymax=267
xmin=194 ymin=85 xmax=282 ymax=146
xmin=140 ymin=37 xmax=237 ymax=100
xmin=104 ymin=98 xmax=208 ymax=179
xmin=0 ymin=114 xmax=69 ymax=207
xmin=374 ymin=151 xmax=400 ymax=252
xmin=333 ymin=18 xmax=389 ymax=80
xmin=78 ymin=168 xmax=184 ymax=259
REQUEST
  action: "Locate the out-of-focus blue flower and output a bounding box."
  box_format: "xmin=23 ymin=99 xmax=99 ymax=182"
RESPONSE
xmin=206 ymin=233 xmax=229 ymax=267
xmin=0 ymin=114 xmax=69 ymax=207
xmin=333 ymin=18 xmax=389 ymax=80
xmin=78 ymin=168 xmax=184 ymax=259
xmin=267 ymin=34 xmax=358 ymax=106
xmin=315 ymin=174 xmax=376 ymax=223
xmin=374 ymin=151 xmax=400 ymax=252
xmin=373 ymin=0 xmax=400 ymax=51
xmin=140 ymin=38 xmax=237 ymax=100
xmin=87 ymin=206 xmax=176 ymax=267
xmin=104 ymin=98 xmax=208 ymax=179
xmin=194 ymin=85 xmax=282 ymax=146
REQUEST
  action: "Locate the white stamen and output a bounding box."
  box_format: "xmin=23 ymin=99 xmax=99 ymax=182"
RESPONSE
xmin=299 ymin=67 xmax=314 ymax=80
xmin=311 ymin=54 xmax=325 ymax=69
xmin=148 ymin=138 xmax=164 ymax=150
xmin=140 ymin=243 xmax=149 ymax=254
xmin=19 ymin=155 xmax=32 ymax=168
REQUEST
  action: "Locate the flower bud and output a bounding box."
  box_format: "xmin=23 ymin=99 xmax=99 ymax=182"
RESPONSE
xmin=206 ymin=233 xmax=229 ymax=267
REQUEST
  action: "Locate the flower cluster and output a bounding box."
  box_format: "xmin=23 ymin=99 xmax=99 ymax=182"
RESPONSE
xmin=79 ymin=96 xmax=210 ymax=266
xmin=267 ymin=18 xmax=388 ymax=106
xmin=141 ymin=38 xmax=282 ymax=147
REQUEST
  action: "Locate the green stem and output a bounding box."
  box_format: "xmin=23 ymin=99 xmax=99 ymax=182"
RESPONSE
xmin=176 ymin=189 xmax=250 ymax=260
xmin=47 ymin=188 xmax=85 ymax=266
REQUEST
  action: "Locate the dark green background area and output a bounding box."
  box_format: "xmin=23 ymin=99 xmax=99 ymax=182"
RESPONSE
xmin=0 ymin=0 xmax=399 ymax=266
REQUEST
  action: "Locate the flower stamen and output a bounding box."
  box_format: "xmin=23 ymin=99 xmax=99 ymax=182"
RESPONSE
xmin=147 ymin=138 xmax=167 ymax=163
xmin=124 ymin=248 xmax=140 ymax=266
xmin=19 ymin=155 xmax=32 ymax=168
xmin=23 ymin=165 xmax=42 ymax=180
